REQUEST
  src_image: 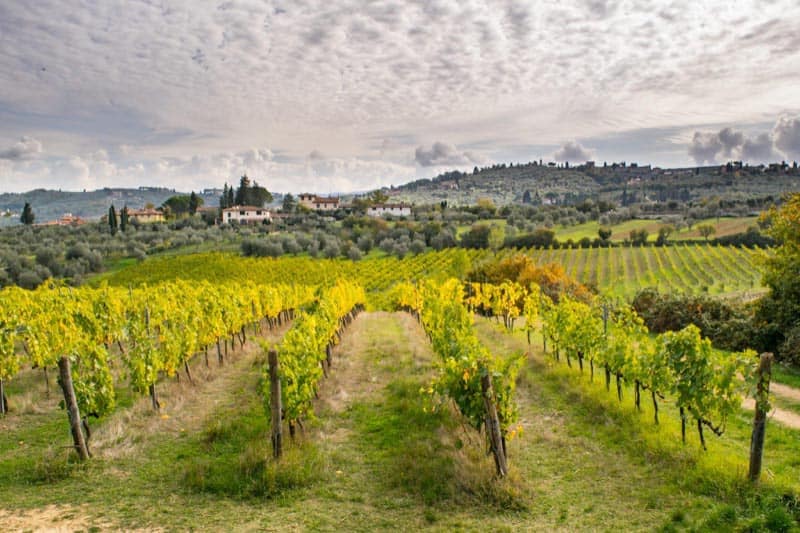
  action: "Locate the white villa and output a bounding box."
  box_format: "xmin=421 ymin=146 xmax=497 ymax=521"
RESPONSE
xmin=222 ymin=205 xmax=272 ymax=224
xmin=366 ymin=203 xmax=412 ymax=217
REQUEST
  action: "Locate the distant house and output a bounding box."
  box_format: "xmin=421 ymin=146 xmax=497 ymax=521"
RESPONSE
xmin=39 ymin=213 xmax=87 ymax=227
xmin=298 ymin=193 xmax=340 ymax=211
xmin=127 ymin=208 xmax=165 ymax=223
xmin=222 ymin=205 xmax=271 ymax=224
xmin=366 ymin=203 xmax=412 ymax=217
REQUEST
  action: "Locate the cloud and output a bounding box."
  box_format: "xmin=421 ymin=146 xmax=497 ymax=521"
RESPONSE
xmin=0 ymin=136 xmax=42 ymax=160
xmin=414 ymin=141 xmax=480 ymax=167
xmin=774 ymin=116 xmax=800 ymax=159
xmin=717 ymin=127 xmax=744 ymax=157
xmin=584 ymin=0 xmax=618 ymax=18
xmin=688 ymin=116 xmax=800 ymax=164
xmin=553 ymin=141 xmax=593 ymax=162
xmin=0 ymin=0 xmax=800 ymax=188
xmin=741 ymin=133 xmax=778 ymax=162
xmin=688 ymin=131 xmax=724 ymax=165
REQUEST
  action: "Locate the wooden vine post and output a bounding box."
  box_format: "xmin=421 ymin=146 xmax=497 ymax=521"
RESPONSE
xmin=145 ymin=307 xmax=160 ymax=410
xmin=0 ymin=379 xmax=7 ymax=414
xmin=57 ymin=356 xmax=90 ymax=461
xmin=268 ymin=349 xmax=283 ymax=459
xmin=481 ymin=371 xmax=508 ymax=478
xmin=748 ymin=352 xmax=773 ymax=483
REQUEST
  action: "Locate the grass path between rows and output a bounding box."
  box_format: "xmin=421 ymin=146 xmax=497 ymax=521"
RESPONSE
xmin=473 ymin=315 xmax=800 ymax=531
xmin=3 ymin=312 xmax=800 ymax=531
xmin=0 ymin=320 xmax=291 ymax=531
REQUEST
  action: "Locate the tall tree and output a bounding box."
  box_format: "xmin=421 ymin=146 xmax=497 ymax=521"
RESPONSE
xmin=233 ymin=174 xmax=272 ymax=206
xmin=282 ymin=193 xmax=297 ymax=213
xmin=108 ymin=204 xmax=118 ymax=235
xmin=234 ymin=175 xmax=252 ymax=206
xmin=120 ymin=205 xmax=129 ymax=232
xmin=189 ymin=191 xmax=202 ymax=215
xmin=249 ymin=181 xmax=273 ymax=206
xmin=220 ymin=184 xmax=230 ymax=209
xmin=758 ymin=193 xmax=800 ymax=361
xmin=20 ymin=202 xmax=34 ymax=225
xmin=161 ymin=195 xmax=191 ymax=217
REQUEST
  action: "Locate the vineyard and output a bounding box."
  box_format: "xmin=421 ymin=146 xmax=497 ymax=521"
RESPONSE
xmin=2 ymin=247 xmax=798 ymax=531
xmin=97 ymin=243 xmax=765 ymax=300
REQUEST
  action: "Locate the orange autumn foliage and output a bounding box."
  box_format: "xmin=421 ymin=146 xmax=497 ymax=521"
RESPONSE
xmin=467 ymin=255 xmax=593 ymax=303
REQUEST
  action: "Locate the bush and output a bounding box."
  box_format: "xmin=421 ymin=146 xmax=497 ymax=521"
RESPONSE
xmin=17 ymin=270 xmax=43 ymax=289
xmin=503 ymin=228 xmax=556 ymax=249
xmin=713 ymin=227 xmax=775 ymax=248
xmin=347 ymin=247 xmax=363 ymax=261
xmin=409 ymin=239 xmax=426 ymax=255
xmin=324 ymin=242 xmax=341 ymax=259
xmin=631 ymin=288 xmax=756 ymax=351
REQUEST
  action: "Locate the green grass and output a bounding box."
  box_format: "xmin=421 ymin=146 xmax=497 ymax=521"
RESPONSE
xmin=554 ymin=216 xmax=759 ymax=243
xmin=456 ymin=218 xmax=507 ymax=237
xmin=773 ymin=365 xmax=800 ymax=390
xmin=3 ymin=312 xmax=800 ymax=530
xmin=473 ymin=316 xmax=800 ymax=531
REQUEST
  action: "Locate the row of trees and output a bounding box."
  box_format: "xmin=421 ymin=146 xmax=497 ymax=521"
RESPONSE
xmin=220 ymin=175 xmax=273 ymax=209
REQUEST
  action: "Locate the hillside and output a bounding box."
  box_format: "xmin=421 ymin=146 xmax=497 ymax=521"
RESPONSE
xmin=3 ymin=162 xmax=800 ymax=227
xmin=0 ymin=188 xmax=221 ymax=225
xmin=387 ymin=162 xmax=800 ymax=206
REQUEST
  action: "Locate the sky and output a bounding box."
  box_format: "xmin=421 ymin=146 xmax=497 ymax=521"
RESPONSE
xmin=1 ymin=0 xmax=800 ymax=194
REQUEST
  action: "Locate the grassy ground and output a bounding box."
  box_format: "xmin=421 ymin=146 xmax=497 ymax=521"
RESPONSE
xmin=774 ymin=365 xmax=800 ymax=390
xmin=555 ymin=216 xmax=758 ymax=243
xmin=3 ymin=312 xmax=799 ymax=530
xmin=473 ymin=317 xmax=800 ymax=531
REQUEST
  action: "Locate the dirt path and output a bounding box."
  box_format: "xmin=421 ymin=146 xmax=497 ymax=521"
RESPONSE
xmin=0 ymin=504 xmax=119 ymax=533
xmin=315 ymin=310 xmax=432 ymax=420
xmin=739 ymin=380 xmax=800 ymax=430
xmin=740 ymin=398 xmax=800 ymax=429
xmin=771 ymin=382 xmax=800 ymax=402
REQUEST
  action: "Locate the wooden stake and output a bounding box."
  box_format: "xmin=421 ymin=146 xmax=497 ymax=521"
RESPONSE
xmin=749 ymin=352 xmax=773 ymax=483
xmin=481 ymin=371 xmax=508 ymax=478
xmin=149 ymin=383 xmax=160 ymax=410
xmin=268 ymin=349 xmax=282 ymax=459
xmin=57 ymin=356 xmax=90 ymax=461
xmin=652 ymin=390 xmax=659 ymax=425
xmin=0 ymin=378 xmax=7 ymax=414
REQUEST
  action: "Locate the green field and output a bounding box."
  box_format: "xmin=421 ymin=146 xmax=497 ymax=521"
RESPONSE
xmin=554 ymin=216 xmax=759 ymax=243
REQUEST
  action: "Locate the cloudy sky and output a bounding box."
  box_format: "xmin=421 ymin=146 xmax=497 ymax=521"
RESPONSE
xmin=1 ymin=0 xmax=799 ymax=194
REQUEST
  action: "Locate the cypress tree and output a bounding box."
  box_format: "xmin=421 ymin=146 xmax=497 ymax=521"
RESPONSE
xmin=108 ymin=204 xmax=118 ymax=235
xmin=120 ymin=205 xmax=129 ymax=232
xmin=20 ymin=202 xmax=34 ymax=225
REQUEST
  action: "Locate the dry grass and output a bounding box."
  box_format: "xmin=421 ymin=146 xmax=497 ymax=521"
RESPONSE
xmin=0 ymin=504 xmax=121 ymax=532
